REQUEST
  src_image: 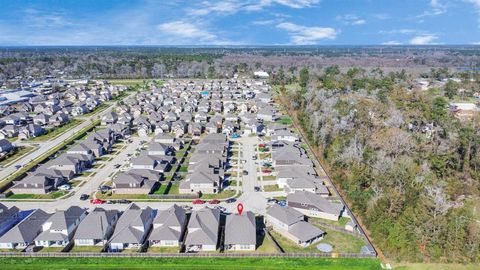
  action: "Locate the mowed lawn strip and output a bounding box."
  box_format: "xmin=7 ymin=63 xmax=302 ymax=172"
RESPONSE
xmin=0 ymin=257 xmax=382 ymax=270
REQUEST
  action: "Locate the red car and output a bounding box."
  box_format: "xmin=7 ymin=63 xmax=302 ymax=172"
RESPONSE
xmin=90 ymin=198 xmax=106 ymax=205
xmin=259 ymin=143 xmax=266 ymax=148
xmin=192 ymin=199 xmax=206 ymax=205
xmin=209 ymin=199 xmax=220 ymax=205
xmin=262 ymin=169 xmax=272 ymax=173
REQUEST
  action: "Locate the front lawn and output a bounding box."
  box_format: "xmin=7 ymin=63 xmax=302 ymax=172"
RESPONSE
xmin=8 ymin=190 xmax=68 ymax=199
xmin=263 ymin=185 xmax=282 ymax=192
xmin=200 ymin=190 xmax=236 ymax=199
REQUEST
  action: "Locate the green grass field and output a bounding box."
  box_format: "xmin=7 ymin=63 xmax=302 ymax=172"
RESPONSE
xmin=0 ymin=257 xmax=382 ymax=270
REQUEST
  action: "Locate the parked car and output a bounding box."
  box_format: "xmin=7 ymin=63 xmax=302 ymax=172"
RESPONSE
xmin=252 ymin=155 xmax=257 ymax=160
xmin=243 ymin=170 xmax=249 ymax=175
xmin=90 ymin=198 xmax=106 ymax=205
xmin=208 ymin=199 xmax=220 ymax=205
xmin=277 ymin=200 xmax=287 ymax=207
xmin=99 ymin=185 xmax=111 ymax=192
xmin=106 ymin=200 xmax=115 ymax=204
xmin=114 ymin=164 xmax=121 ymax=168
xmin=80 ymin=194 xmax=89 ymax=201
xmin=192 ymin=199 xmax=206 ymax=205
xmin=258 ymin=143 xmax=266 ymax=148
xmin=267 ymin=198 xmax=277 ymax=205
xmin=254 ymin=186 xmax=261 ymax=192
xmin=118 ymin=199 xmax=131 ymax=204
xmin=225 ymin=198 xmax=236 ymax=203
xmin=15 ymin=164 xmax=22 ymax=169
xmin=58 ymin=184 xmax=72 ymax=191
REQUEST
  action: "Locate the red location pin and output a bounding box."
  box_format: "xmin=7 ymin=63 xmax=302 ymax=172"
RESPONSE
xmin=237 ymin=203 xmax=244 ymax=215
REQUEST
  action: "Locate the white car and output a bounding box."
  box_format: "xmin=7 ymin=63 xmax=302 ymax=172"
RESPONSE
xmin=58 ymin=184 xmax=72 ymax=191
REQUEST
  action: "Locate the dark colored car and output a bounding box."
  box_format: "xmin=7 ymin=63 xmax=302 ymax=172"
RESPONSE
xmin=225 ymin=198 xmax=236 ymax=203
xmin=80 ymin=194 xmax=89 ymax=201
xmin=118 ymin=199 xmax=131 ymax=204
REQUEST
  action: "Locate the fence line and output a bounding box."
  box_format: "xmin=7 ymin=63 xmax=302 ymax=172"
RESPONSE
xmin=0 ymin=252 xmax=376 ymax=258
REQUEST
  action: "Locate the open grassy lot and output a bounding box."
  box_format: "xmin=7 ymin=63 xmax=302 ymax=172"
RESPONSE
xmin=107 ymin=79 xmax=149 ymax=86
xmin=0 ymin=257 xmax=382 ymax=270
xmin=0 ymin=145 xmax=36 ymax=166
xmin=394 ymin=263 xmax=480 ymax=270
xmin=28 ymin=119 xmax=84 ymax=142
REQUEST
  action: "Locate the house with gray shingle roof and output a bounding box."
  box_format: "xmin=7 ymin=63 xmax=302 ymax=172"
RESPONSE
xmin=73 ymin=208 xmax=120 ymax=247
xmin=224 ymin=211 xmax=256 ymax=251
xmin=184 ymin=207 xmax=220 ymax=252
xmin=0 ymin=209 xmax=51 ymax=250
xmin=266 ymin=204 xmax=325 ymax=247
xmin=287 ymin=191 xmax=344 ymax=221
xmin=148 ymin=204 xmax=187 ymax=248
xmin=34 ymin=206 xmax=87 ymax=248
xmin=108 ymin=204 xmax=154 ymax=251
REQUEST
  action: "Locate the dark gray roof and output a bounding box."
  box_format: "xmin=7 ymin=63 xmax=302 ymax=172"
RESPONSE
xmin=184 ymin=207 xmax=220 ymax=246
xmin=266 ymin=204 xmax=304 ymax=226
xmin=74 ymin=208 xmax=119 ymax=240
xmin=0 ymin=209 xmax=51 ymax=244
xmin=224 ymin=211 xmax=256 ymax=246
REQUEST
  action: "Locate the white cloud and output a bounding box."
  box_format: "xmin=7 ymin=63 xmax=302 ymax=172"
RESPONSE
xmin=380 ymin=29 xmax=418 ymax=34
xmin=382 ymin=40 xmax=402 ymax=45
xmin=157 ymin=21 xmax=219 ymax=44
xmin=187 ymin=0 xmax=319 ymax=16
xmin=466 ymin=0 xmax=480 ymax=27
xmin=336 ymin=14 xmax=367 ymax=25
xmin=410 ymin=34 xmax=439 ymax=45
xmin=416 ymin=0 xmax=447 ymax=18
xmin=276 ymin=22 xmax=337 ymax=44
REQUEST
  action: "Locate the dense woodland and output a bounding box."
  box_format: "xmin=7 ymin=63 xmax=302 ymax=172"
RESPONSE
xmin=277 ymin=65 xmax=480 ymax=263
xmin=1 ymin=46 xmax=480 ymax=83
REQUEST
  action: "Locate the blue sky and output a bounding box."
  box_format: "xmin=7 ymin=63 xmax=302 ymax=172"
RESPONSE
xmin=0 ymin=0 xmax=479 ymax=45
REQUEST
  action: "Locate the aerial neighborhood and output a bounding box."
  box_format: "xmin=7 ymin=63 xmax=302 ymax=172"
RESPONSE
xmin=0 ymin=76 xmax=373 ymax=255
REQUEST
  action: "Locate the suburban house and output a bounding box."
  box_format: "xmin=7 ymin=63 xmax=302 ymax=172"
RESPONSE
xmin=73 ymin=208 xmax=120 ymax=247
xmin=266 ymin=204 xmax=325 ymax=247
xmin=0 ymin=209 xmax=51 ymax=250
xmin=112 ymin=171 xmax=158 ymax=194
xmin=34 ymin=206 xmax=87 ymax=248
xmin=287 ymin=191 xmax=344 ymax=221
xmin=108 ymin=204 xmax=154 ymax=251
xmin=148 ymin=204 xmax=187 ymax=248
xmin=224 ymin=211 xmax=256 ymax=251
xmin=0 ymin=139 xmax=14 ymax=154
xmin=11 ymin=174 xmax=65 ymax=194
xmin=184 ymin=207 xmax=220 ymax=252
